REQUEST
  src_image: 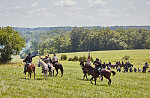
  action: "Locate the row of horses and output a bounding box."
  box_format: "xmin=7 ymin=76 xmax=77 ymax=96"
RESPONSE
xmin=24 ymin=60 xmax=63 ymax=79
xmin=104 ymin=61 xmax=149 ymax=73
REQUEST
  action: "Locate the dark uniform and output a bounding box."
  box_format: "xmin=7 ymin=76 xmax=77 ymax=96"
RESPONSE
xmin=24 ymin=53 xmax=37 ymax=73
xmin=93 ymin=58 xmax=102 ymax=75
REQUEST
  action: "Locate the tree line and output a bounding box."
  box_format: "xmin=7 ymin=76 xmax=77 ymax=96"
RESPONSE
xmin=26 ymin=27 xmax=150 ymax=55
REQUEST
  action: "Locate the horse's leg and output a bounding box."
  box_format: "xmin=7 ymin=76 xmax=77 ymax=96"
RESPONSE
xmin=55 ymin=69 xmax=58 ymax=77
xmin=94 ymin=78 xmax=97 ymax=85
xmin=60 ymin=65 xmax=63 ymax=77
xmin=44 ymin=72 xmax=45 ymax=79
xmin=101 ymin=76 xmax=103 ymax=81
xmin=34 ymin=71 xmax=35 ymax=79
xmin=108 ymin=78 xmax=111 ymax=85
xmin=83 ymin=74 xmax=85 ymax=80
xmin=53 ymin=70 xmax=54 ymax=77
xmin=46 ymin=71 xmax=48 ymax=77
xmin=104 ymin=73 xmax=111 ymax=85
xmin=86 ymin=74 xmax=88 ymax=80
xmin=30 ymin=73 xmax=31 ymax=79
xmin=90 ymin=77 xmax=94 ymax=85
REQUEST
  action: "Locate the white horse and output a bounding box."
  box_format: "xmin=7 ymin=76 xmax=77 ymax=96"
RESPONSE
xmin=38 ymin=60 xmax=55 ymax=79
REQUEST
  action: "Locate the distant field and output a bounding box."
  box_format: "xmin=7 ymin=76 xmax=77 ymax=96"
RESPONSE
xmin=0 ymin=49 xmax=150 ymax=97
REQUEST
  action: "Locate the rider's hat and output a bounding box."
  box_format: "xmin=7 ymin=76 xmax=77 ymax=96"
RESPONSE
xmin=96 ymin=58 xmax=99 ymax=61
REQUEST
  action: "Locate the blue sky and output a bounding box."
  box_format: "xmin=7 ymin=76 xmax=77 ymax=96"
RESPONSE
xmin=0 ymin=0 xmax=150 ymax=27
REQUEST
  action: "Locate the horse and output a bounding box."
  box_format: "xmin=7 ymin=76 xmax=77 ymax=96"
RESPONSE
xmin=80 ymin=61 xmax=116 ymax=85
xmin=23 ymin=60 xmax=35 ymax=79
xmin=53 ymin=62 xmax=63 ymax=77
xmin=38 ymin=60 xmax=55 ymax=79
xmin=129 ymin=67 xmax=133 ymax=72
xmin=142 ymin=65 xmax=149 ymax=73
xmin=90 ymin=68 xmax=116 ymax=85
xmin=138 ymin=68 xmax=141 ymax=72
xmin=134 ymin=67 xmax=137 ymax=72
xmin=110 ymin=64 xmax=115 ymax=69
xmin=117 ymin=66 xmax=121 ymax=72
xmin=80 ymin=60 xmax=92 ymax=80
xmin=25 ymin=63 xmax=35 ymax=79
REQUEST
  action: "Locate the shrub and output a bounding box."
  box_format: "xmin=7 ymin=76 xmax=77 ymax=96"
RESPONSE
xmin=68 ymin=58 xmax=73 ymax=61
xmin=61 ymin=54 xmax=67 ymax=60
xmin=79 ymin=56 xmax=87 ymax=62
xmin=73 ymin=56 xmax=78 ymax=61
xmin=122 ymin=55 xmax=130 ymax=61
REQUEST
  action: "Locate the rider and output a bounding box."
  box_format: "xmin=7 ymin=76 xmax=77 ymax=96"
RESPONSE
xmin=39 ymin=55 xmax=52 ymax=68
xmin=143 ymin=62 xmax=149 ymax=72
xmin=23 ymin=53 xmax=37 ymax=73
xmin=93 ymin=58 xmax=102 ymax=77
xmin=52 ymin=54 xmax=58 ymax=65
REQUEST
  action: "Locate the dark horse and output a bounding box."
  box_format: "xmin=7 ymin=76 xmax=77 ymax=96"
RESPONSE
xmin=80 ymin=60 xmax=92 ymax=80
xmin=23 ymin=60 xmax=35 ymax=79
xmin=53 ymin=63 xmax=63 ymax=77
xmin=80 ymin=60 xmax=116 ymax=85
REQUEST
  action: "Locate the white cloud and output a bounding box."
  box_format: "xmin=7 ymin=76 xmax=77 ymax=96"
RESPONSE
xmin=36 ymin=8 xmax=48 ymax=12
xmin=127 ymin=1 xmax=137 ymax=11
xmin=98 ymin=9 xmax=129 ymax=18
xmin=54 ymin=0 xmax=77 ymax=7
xmin=146 ymin=1 xmax=150 ymax=5
xmin=88 ymin=0 xmax=106 ymax=7
xmin=5 ymin=6 xmax=23 ymax=10
xmin=31 ymin=2 xmax=39 ymax=7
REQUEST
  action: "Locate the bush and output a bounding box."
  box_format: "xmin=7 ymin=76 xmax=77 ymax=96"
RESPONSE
xmin=122 ymin=55 xmax=130 ymax=61
xmin=79 ymin=56 xmax=87 ymax=62
xmin=61 ymin=54 xmax=67 ymax=60
xmin=68 ymin=58 xmax=73 ymax=61
xmin=73 ymin=56 xmax=78 ymax=61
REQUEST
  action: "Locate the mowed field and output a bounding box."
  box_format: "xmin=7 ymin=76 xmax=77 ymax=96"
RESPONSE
xmin=0 ymin=49 xmax=150 ymax=97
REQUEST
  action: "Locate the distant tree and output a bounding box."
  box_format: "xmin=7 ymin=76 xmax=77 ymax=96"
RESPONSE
xmin=0 ymin=27 xmax=25 ymax=63
xmin=61 ymin=54 xmax=67 ymax=60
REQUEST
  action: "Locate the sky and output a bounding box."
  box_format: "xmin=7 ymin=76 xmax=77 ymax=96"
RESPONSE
xmin=0 ymin=0 xmax=150 ymax=27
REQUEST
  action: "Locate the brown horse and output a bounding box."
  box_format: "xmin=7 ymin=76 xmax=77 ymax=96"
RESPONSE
xmin=80 ymin=60 xmax=92 ymax=80
xmin=53 ymin=63 xmax=63 ymax=77
xmin=90 ymin=69 xmax=116 ymax=85
xmin=24 ymin=63 xmax=35 ymax=79
xmin=80 ymin=61 xmax=116 ymax=85
xmin=23 ymin=60 xmax=35 ymax=79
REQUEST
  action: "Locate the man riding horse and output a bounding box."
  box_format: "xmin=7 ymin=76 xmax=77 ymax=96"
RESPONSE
xmin=52 ymin=54 xmax=58 ymax=65
xmin=39 ymin=55 xmax=52 ymax=70
xmin=93 ymin=58 xmax=102 ymax=77
xmin=23 ymin=53 xmax=38 ymax=74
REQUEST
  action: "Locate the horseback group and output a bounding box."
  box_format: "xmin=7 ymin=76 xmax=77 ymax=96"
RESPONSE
xmin=108 ymin=61 xmax=149 ymax=73
xmin=23 ymin=53 xmax=63 ymax=79
xmin=80 ymin=58 xmax=116 ymax=85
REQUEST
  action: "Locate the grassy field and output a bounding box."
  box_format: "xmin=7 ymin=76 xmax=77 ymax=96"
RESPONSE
xmin=0 ymin=49 xmax=150 ymax=97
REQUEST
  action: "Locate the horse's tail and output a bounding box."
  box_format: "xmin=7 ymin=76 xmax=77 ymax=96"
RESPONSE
xmin=111 ymin=71 xmax=116 ymax=76
xmin=60 ymin=64 xmax=63 ymax=76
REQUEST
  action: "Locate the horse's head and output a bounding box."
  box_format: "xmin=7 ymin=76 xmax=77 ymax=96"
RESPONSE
xmin=38 ymin=60 xmax=41 ymax=67
xmin=80 ymin=60 xmax=84 ymax=66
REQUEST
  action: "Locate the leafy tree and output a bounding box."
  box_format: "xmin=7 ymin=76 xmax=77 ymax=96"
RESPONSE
xmin=0 ymin=27 xmax=25 ymax=63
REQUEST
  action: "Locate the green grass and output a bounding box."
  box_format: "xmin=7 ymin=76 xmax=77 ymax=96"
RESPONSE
xmin=0 ymin=49 xmax=150 ymax=97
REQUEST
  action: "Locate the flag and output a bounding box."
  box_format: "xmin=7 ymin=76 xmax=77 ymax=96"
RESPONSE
xmin=88 ymin=50 xmax=90 ymax=61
